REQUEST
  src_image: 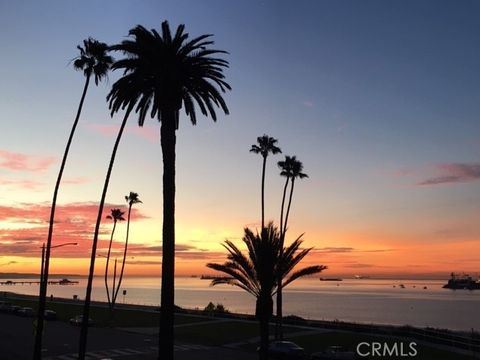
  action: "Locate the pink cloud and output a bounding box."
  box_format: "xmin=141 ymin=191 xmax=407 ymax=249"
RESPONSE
xmin=0 ymin=202 xmax=149 ymax=257
xmin=0 ymin=150 xmax=56 ymax=172
xmin=86 ymin=123 xmax=159 ymax=143
xmin=417 ymin=163 xmax=480 ymax=186
xmin=0 ymin=177 xmax=44 ymax=190
xmin=62 ymin=177 xmax=90 ymax=185
xmin=302 ymin=100 xmax=314 ymax=108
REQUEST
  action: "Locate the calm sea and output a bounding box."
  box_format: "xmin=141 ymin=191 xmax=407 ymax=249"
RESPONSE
xmin=2 ymin=277 xmax=479 ymax=331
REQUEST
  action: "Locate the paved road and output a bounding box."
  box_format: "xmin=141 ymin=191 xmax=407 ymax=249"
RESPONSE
xmin=0 ymin=313 xmax=256 ymax=360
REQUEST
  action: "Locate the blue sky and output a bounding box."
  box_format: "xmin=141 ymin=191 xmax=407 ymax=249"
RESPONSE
xmin=0 ymin=0 xmax=479 ymax=276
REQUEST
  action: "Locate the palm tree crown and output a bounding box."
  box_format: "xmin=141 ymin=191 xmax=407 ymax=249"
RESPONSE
xmin=250 ymin=135 xmax=282 ymax=158
xmin=125 ymin=191 xmax=142 ymax=207
xmin=106 ymin=208 xmax=126 ymax=222
xmin=73 ymin=38 xmax=113 ymax=85
xmin=290 ymin=157 xmax=308 ymax=181
xmin=107 ymin=21 xmax=231 ymax=125
xmin=207 ymin=224 xmax=282 ymax=299
xmin=278 ymin=155 xmax=295 ymax=179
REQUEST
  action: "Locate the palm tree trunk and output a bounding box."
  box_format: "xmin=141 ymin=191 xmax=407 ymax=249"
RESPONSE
xmin=158 ymin=110 xmax=177 ymax=360
xmin=113 ymin=204 xmax=132 ymax=304
xmin=283 ymin=178 xmax=295 ymax=236
xmin=110 ymin=258 xmax=117 ymax=321
xmin=78 ymin=107 xmax=132 ymax=360
xmin=279 ymin=177 xmax=289 ymax=239
xmin=257 ymin=296 xmax=272 ymax=360
xmin=259 ymin=318 xmax=269 ymax=360
xmin=276 ymin=176 xmax=289 ymax=339
xmin=33 ymin=74 xmax=91 ymax=360
xmin=261 ymin=155 xmax=266 ymax=230
xmin=277 ymin=178 xmax=295 ymax=340
xmin=104 ymin=220 xmax=117 ymax=312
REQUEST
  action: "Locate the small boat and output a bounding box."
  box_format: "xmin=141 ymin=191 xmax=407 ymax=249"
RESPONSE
xmin=354 ymin=275 xmax=370 ymax=279
xmin=399 ymin=284 xmax=405 ymax=288
xmin=320 ymin=278 xmax=343 ymax=281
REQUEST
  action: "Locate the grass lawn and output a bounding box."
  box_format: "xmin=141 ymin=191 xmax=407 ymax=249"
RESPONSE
xmin=4 ymin=297 xmax=212 ymax=327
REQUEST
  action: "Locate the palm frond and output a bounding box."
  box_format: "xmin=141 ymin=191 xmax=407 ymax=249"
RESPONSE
xmin=282 ymin=265 xmax=327 ymax=289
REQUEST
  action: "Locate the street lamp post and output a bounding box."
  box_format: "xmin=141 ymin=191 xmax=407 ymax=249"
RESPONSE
xmin=33 ymin=242 xmax=77 ymax=360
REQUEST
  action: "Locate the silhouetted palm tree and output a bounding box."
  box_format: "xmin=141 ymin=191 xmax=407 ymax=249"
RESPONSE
xmin=275 ymin=156 xmax=308 ymax=339
xmin=33 ymin=38 xmax=113 ymax=360
xmin=283 ymin=158 xmax=308 ymax=236
xmin=113 ymin=192 xmax=141 ymax=305
xmin=104 ymin=21 xmax=231 ymax=359
xmin=275 ymin=155 xmax=294 ymax=339
xmin=207 ymin=224 xmax=325 ymax=360
xmin=104 ymin=208 xmax=125 ymax=313
xmin=250 ymin=135 xmax=281 ymax=229
xmin=78 ymin=101 xmax=137 ymax=359
xmin=278 ymin=156 xmax=295 ymax=238
xmin=207 ymin=224 xmax=281 ymax=360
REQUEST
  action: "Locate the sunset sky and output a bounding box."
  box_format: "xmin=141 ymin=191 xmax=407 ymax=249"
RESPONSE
xmin=0 ymin=1 xmax=479 ymax=278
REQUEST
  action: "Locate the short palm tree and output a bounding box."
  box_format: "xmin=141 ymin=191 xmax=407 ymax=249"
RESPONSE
xmin=104 ymin=208 xmax=125 ymax=314
xmin=113 ymin=192 xmax=142 ymax=305
xmin=33 ymin=38 xmax=113 ymax=360
xmin=276 ymin=156 xmax=308 ymax=339
xmin=250 ymin=135 xmax=282 ymax=229
xmin=207 ymin=224 xmax=325 ymax=360
xmin=207 ymin=224 xmax=282 ymax=360
xmin=99 ymin=21 xmax=231 ymax=360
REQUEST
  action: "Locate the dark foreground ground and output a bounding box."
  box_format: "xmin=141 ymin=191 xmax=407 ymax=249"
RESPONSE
xmin=0 ymin=292 xmax=477 ymax=359
xmin=0 ymin=312 xmax=255 ymax=360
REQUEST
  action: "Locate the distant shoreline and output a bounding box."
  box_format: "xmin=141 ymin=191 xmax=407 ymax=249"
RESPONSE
xmin=0 ymin=272 xmax=460 ymax=281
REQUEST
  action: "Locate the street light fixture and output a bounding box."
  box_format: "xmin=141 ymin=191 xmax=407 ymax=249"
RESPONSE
xmin=35 ymin=241 xmax=77 ymax=358
xmin=40 ymin=242 xmax=78 ymax=284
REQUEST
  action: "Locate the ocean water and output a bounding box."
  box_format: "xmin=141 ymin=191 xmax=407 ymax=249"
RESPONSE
xmin=2 ymin=277 xmax=479 ymax=331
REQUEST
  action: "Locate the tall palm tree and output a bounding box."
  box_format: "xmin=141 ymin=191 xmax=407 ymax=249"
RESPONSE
xmin=113 ymin=192 xmax=142 ymax=305
xmin=278 ymin=156 xmax=295 ymax=238
xmin=207 ymin=224 xmax=282 ymax=360
xmin=282 ymin=158 xmax=308 ymax=236
xmin=104 ymin=208 xmax=125 ymax=314
xmin=78 ymin=102 xmax=137 ymax=359
xmin=250 ymin=135 xmax=282 ymax=229
xmin=33 ymin=38 xmax=113 ymax=360
xmin=105 ymin=21 xmax=231 ymax=359
xmin=274 ymin=155 xmax=294 ymax=339
xmin=276 ymin=156 xmax=308 ymax=339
